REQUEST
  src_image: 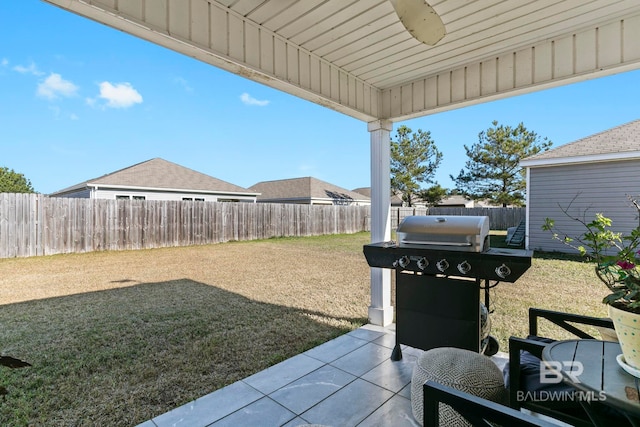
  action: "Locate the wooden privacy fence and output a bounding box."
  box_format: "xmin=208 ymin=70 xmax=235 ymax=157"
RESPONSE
xmin=0 ymin=194 xmax=526 ymax=258
xmin=391 ymin=206 xmax=525 ymax=230
xmin=0 ymin=194 xmax=371 ymax=258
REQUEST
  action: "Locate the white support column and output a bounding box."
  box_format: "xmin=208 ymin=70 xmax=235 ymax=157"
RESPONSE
xmin=367 ymin=119 xmax=394 ymax=326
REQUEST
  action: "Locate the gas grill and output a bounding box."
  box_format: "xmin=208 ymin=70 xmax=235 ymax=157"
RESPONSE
xmin=398 ymin=215 xmax=490 ymax=252
xmin=363 ymin=215 xmax=533 ymax=360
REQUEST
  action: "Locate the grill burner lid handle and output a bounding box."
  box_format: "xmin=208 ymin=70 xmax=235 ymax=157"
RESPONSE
xmin=401 ymin=240 xmax=472 ymax=247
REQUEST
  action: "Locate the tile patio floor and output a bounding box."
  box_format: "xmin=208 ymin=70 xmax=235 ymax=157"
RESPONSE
xmin=137 ymin=323 xmax=510 ymax=427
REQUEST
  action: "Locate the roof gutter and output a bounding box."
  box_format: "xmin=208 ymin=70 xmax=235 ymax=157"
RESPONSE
xmin=520 ymin=151 xmax=640 ymax=168
xmin=87 ymin=183 xmax=260 ymax=197
xmin=258 ymin=197 xmax=370 ymax=203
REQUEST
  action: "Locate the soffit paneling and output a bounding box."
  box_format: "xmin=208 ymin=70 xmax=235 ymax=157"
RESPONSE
xmin=43 ymin=0 xmax=640 ymax=123
xmin=382 ymin=13 xmax=640 ymax=121
xmin=228 ymin=0 xmax=640 ymax=88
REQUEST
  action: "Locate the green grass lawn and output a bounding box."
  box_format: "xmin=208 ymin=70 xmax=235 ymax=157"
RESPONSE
xmin=0 ymin=232 xmax=608 ymax=426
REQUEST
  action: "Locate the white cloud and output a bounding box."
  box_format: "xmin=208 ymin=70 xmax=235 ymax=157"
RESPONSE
xmin=97 ymin=81 xmax=143 ymax=108
xmin=1 ymin=58 xmax=8 ymax=67
xmin=174 ymin=76 xmax=193 ymax=93
xmin=47 ymin=105 xmax=79 ymax=121
xmin=13 ymin=62 xmax=44 ymax=76
xmin=240 ymin=92 xmax=270 ymax=106
xmin=37 ymin=73 xmax=79 ymax=99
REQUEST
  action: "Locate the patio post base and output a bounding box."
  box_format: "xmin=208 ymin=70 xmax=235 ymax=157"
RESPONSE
xmin=368 ymin=305 xmax=394 ymax=326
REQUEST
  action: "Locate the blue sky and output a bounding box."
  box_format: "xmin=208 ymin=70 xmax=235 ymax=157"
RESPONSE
xmin=3 ymin=1 xmax=640 ymax=195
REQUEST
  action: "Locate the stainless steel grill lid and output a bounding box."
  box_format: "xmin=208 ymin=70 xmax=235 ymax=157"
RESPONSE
xmin=396 ymin=215 xmax=490 ymax=252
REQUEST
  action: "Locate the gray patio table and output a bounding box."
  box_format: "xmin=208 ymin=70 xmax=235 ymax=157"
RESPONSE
xmin=542 ymin=339 xmax=640 ymax=426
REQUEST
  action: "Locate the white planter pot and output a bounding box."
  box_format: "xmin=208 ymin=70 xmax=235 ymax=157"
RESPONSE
xmin=609 ymin=304 xmax=640 ymax=369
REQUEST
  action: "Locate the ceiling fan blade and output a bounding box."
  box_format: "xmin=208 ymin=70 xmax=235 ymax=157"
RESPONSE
xmin=390 ymin=0 xmax=445 ymax=46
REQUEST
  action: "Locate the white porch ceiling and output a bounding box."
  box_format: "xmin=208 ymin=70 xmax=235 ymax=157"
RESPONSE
xmin=43 ymin=0 xmax=640 ymax=122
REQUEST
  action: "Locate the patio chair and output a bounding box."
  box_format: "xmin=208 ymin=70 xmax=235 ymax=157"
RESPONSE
xmin=423 ymin=380 xmax=557 ymax=427
xmin=506 ymin=307 xmax=627 ymax=427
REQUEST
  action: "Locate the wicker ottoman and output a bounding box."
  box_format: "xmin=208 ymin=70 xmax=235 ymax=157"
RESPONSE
xmin=411 ymin=347 xmax=507 ymax=426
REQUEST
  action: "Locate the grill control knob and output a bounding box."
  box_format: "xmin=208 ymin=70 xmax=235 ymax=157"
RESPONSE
xmin=495 ymin=264 xmax=511 ymax=279
xmin=417 ymin=257 xmax=429 ymax=270
xmin=457 ymin=261 xmax=472 ymax=275
xmin=436 ymin=259 xmax=449 ymax=272
xmin=397 ymin=256 xmax=410 ymax=268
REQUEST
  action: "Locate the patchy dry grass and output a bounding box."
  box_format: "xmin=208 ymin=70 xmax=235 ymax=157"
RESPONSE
xmin=0 ymin=234 xmax=371 ymax=426
xmin=0 ymin=232 xmax=609 ymax=426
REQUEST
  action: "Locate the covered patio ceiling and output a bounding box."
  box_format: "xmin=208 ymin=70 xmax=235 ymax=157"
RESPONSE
xmin=43 ymin=0 xmax=640 ymax=123
xmin=42 ymin=0 xmax=640 ymax=326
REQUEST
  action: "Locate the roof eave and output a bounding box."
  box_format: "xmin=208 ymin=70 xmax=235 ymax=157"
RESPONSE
xmin=258 ymin=196 xmax=370 ymax=203
xmin=311 ymin=197 xmax=370 ymax=203
xmin=88 ymin=183 xmax=260 ymax=197
xmin=521 ymin=151 xmax=640 ymax=168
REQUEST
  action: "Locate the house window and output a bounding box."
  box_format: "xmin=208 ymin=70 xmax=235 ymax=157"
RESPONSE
xmin=182 ymin=197 xmax=193 ymax=201
xmin=195 ymin=198 xmax=205 ymax=202
xmin=116 ymin=195 xmax=130 ymax=200
xmin=133 ymin=196 xmax=146 ymax=200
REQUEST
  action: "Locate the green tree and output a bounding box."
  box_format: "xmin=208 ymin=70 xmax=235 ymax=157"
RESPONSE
xmin=451 ymin=121 xmax=551 ymax=207
xmin=417 ymin=184 xmax=448 ymax=207
xmin=391 ymin=125 xmax=442 ymax=207
xmin=0 ymin=167 xmax=35 ymax=193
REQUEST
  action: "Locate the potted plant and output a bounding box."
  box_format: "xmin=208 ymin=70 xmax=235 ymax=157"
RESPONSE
xmin=543 ymin=195 xmax=640 ymax=371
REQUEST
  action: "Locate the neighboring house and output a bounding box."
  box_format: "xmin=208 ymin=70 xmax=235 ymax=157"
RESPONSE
xmin=250 ymin=177 xmax=370 ymax=206
xmin=434 ymin=195 xmax=475 ymax=208
xmin=352 ymin=187 xmax=403 ymax=207
xmin=432 ymin=194 xmax=516 ymax=208
xmin=434 ymin=197 xmax=503 ymax=208
xmin=49 ymin=158 xmax=259 ymax=202
xmin=521 ymin=119 xmax=640 ymax=253
xmin=347 ymin=190 xmax=478 ymax=208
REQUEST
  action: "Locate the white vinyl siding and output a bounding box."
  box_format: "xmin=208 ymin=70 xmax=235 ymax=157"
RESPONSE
xmin=255 ymin=197 xmax=370 ymax=206
xmin=93 ymin=188 xmax=255 ymax=202
xmin=528 ymin=160 xmax=640 ymax=253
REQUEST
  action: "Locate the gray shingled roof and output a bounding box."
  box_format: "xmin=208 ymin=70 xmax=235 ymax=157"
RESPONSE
xmin=523 ymin=119 xmax=640 ymax=163
xmin=250 ymin=177 xmax=370 ymax=202
xmin=351 ymin=187 xmax=371 ymax=197
xmin=353 ymin=187 xmax=404 ymax=205
xmin=52 ymin=158 xmax=255 ymax=195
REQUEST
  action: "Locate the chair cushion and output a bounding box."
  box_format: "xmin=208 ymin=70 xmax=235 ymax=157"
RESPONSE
xmin=504 ymin=335 xmax=581 ymax=408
